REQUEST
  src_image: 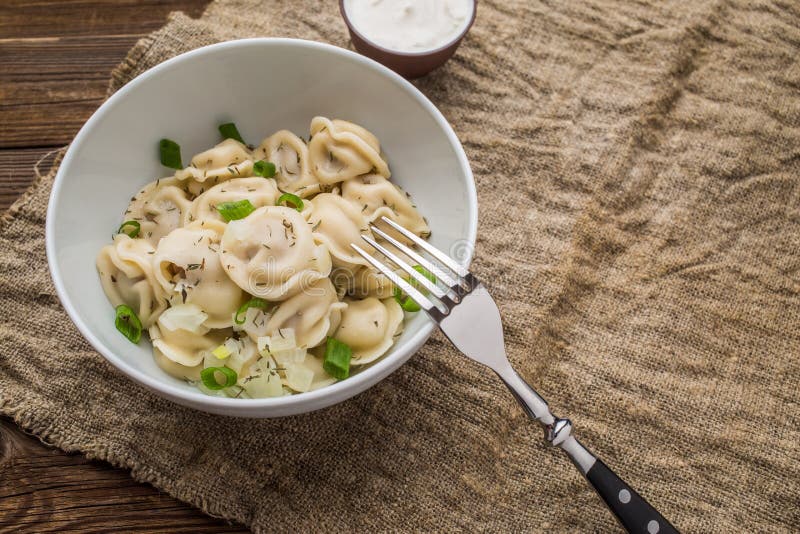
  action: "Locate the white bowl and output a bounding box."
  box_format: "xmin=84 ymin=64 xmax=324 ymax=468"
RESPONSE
xmin=46 ymin=38 xmax=477 ymax=417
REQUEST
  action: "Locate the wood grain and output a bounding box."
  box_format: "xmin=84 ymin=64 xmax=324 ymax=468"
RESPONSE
xmin=0 ymin=0 xmax=208 ymax=38
xmin=0 ymin=417 xmax=247 ymax=533
xmin=0 ymin=35 xmax=140 ymax=147
xmin=0 ymin=148 xmax=45 ymax=212
xmin=0 ymin=1 xmax=250 ymax=531
xmin=0 ymin=0 xmax=209 ymax=148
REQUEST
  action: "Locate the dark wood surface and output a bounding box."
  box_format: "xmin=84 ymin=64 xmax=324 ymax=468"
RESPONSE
xmin=0 ymin=1 xmax=248 ymax=531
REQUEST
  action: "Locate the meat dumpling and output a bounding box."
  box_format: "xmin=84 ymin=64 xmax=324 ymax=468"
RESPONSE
xmin=96 ymin=234 xmax=167 ymax=328
xmin=153 ymin=227 xmax=245 ymax=328
xmin=219 ymin=206 xmax=332 ymax=300
xmin=308 ymin=117 xmax=389 ymax=184
xmin=333 ymin=297 xmax=403 ymax=365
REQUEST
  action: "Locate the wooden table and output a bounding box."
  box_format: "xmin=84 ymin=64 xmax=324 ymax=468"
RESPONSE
xmin=0 ymin=2 xmax=247 ymax=531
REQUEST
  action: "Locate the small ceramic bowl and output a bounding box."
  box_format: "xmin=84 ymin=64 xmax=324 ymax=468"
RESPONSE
xmin=46 ymin=38 xmax=477 ymax=418
xmin=339 ymin=0 xmax=477 ymax=79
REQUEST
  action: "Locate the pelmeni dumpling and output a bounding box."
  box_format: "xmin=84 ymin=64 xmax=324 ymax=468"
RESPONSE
xmin=150 ymin=315 xmax=225 ymax=368
xmin=331 ymin=264 xmax=395 ymax=299
xmin=308 ymin=193 xmax=376 ymax=269
xmin=254 ymin=130 xmax=322 ymax=197
xmin=153 ymin=227 xmax=245 ymax=328
xmin=96 ymin=234 xmax=167 ymax=327
xmin=265 ymin=278 xmax=347 ymax=349
xmin=183 ymin=177 xmax=280 ymax=226
xmin=174 ymin=139 xmax=254 ymax=185
xmin=308 ymin=117 xmax=390 ymax=184
xmin=334 ymin=297 xmax=404 ymax=365
xmin=341 ymin=174 xmax=430 ymax=241
xmin=219 ymin=206 xmax=332 ymax=300
xmin=125 ymin=177 xmax=194 ymax=246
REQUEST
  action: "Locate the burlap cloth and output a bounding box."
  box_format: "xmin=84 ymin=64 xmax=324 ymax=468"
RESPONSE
xmin=2 ymin=1 xmax=799 ymax=531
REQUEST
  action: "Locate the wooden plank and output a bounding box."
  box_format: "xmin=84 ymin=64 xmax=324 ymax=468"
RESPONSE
xmin=0 ymin=0 xmax=210 ymax=148
xmin=0 ymin=148 xmax=44 ymax=211
xmin=0 ymin=1 xmax=241 ymax=530
xmin=0 ymin=35 xmax=141 ymax=147
xmin=0 ymin=1 xmax=209 ymax=39
xmin=0 ymin=417 xmax=248 ymax=532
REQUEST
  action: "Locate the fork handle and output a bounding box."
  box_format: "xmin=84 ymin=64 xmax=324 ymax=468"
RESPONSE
xmin=496 ymin=367 xmax=678 ymax=533
xmin=584 ymin=456 xmax=679 ymax=534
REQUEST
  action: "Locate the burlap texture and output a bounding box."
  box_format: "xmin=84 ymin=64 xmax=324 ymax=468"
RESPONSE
xmin=2 ymin=1 xmax=799 ymax=531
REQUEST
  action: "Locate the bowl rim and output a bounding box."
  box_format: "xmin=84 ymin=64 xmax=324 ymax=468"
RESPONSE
xmin=46 ymin=37 xmax=477 ymax=416
xmin=338 ymin=0 xmax=478 ymax=58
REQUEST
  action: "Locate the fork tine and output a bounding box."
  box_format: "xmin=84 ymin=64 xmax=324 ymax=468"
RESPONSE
xmin=379 ymin=216 xmax=470 ymax=277
xmin=360 ymin=234 xmax=446 ymax=299
xmin=350 ymin=243 xmax=441 ymax=316
xmin=369 ymin=225 xmax=460 ymax=290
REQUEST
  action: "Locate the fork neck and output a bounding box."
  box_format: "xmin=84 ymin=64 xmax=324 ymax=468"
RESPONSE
xmin=494 ymin=363 xmax=554 ymax=426
xmin=493 ymin=364 xmax=596 ymax=475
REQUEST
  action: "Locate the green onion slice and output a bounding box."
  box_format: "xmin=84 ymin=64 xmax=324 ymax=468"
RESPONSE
xmin=201 ymin=366 xmax=238 ymax=390
xmin=393 ymin=265 xmax=437 ymax=313
xmin=323 ymin=337 xmax=352 ymax=380
xmin=115 ymin=304 xmax=142 ymax=344
xmin=253 ymin=160 xmax=276 ymax=178
xmin=117 ymin=220 xmax=141 ymax=238
xmin=218 ymin=122 xmax=245 ymax=144
xmin=216 ymin=199 xmax=255 ymax=222
xmin=394 ymin=291 xmax=421 ymax=312
xmin=234 ymin=298 xmax=271 ymax=325
xmin=159 ymin=138 xmax=183 ymax=169
xmin=276 ymin=192 xmax=304 ymax=212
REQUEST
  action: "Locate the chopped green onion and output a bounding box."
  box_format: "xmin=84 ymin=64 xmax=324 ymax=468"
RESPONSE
xmin=218 ymin=122 xmax=245 ymax=144
xmin=323 ymin=337 xmax=352 ymax=380
xmin=253 ymin=160 xmax=276 ymax=178
xmin=200 ymin=366 xmax=238 ymax=390
xmin=234 ymin=298 xmax=271 ymax=325
xmin=159 ymin=138 xmax=182 ymax=169
xmin=394 ymin=292 xmax=421 ymax=312
xmin=393 ymin=265 xmax=437 ymax=313
xmin=117 ymin=220 xmax=140 ymax=238
xmin=276 ymin=192 xmax=304 ymax=212
xmin=115 ymin=304 xmax=142 ymax=344
xmin=216 ymin=199 xmax=255 ymax=221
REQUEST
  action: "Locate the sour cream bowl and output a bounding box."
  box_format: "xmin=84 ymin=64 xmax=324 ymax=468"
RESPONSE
xmin=340 ymin=0 xmax=477 ymax=79
xmin=46 ymin=38 xmax=477 ymax=418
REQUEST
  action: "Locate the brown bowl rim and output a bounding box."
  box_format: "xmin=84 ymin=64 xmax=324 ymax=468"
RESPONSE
xmin=339 ymin=0 xmax=477 ymax=58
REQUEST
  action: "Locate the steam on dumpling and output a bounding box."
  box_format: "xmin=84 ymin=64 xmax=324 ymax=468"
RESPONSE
xmin=219 ymin=206 xmax=332 ymax=300
xmin=125 ymin=176 xmax=193 ymax=246
xmin=184 ymin=176 xmax=280 ymax=226
xmin=174 ymin=138 xmax=254 ymax=187
xmin=153 ymin=227 xmax=245 ymax=328
xmin=308 ymin=117 xmax=390 ymax=184
xmin=265 ymin=278 xmax=347 ymax=349
xmin=254 ymin=130 xmax=322 ymax=197
xmin=308 ymin=193 xmax=377 ymax=269
xmin=341 ymin=173 xmax=430 ymax=242
xmin=96 ymin=234 xmax=167 ymax=327
xmin=333 ymin=297 xmax=403 ymax=365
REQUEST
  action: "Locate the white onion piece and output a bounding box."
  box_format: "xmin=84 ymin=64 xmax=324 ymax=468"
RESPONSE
xmin=158 ymin=304 xmax=209 ymax=334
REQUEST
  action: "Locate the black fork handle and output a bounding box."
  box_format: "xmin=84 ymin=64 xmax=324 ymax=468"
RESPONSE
xmin=584 ymin=457 xmax=679 ymax=534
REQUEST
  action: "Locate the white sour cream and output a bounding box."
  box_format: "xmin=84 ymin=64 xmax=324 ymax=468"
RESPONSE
xmin=344 ymin=0 xmax=474 ymax=53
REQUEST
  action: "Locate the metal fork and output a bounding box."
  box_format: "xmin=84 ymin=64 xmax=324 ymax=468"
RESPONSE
xmin=352 ymin=217 xmax=679 ymax=534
